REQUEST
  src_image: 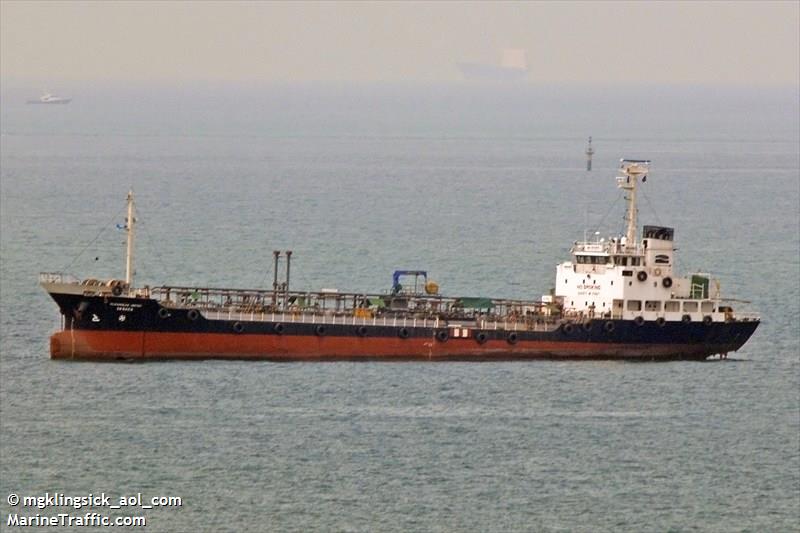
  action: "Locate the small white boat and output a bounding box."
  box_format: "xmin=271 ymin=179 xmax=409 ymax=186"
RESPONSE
xmin=27 ymin=92 xmax=71 ymax=104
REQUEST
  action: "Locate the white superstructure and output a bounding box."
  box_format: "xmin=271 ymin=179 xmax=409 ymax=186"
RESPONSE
xmin=552 ymin=160 xmax=735 ymax=324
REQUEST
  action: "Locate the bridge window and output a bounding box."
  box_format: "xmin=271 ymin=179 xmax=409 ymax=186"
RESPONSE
xmin=626 ymin=300 xmax=641 ymax=311
xmin=701 ymin=302 xmax=714 ymax=313
xmin=665 ymin=301 xmax=680 ymax=312
xmin=655 ymin=254 xmax=670 ymax=264
xmin=631 ymin=257 xmax=641 ymax=266
xmin=578 ymin=255 xmax=611 ymax=265
xmin=622 ymin=270 xmax=633 ymax=277
xmin=683 ymin=301 xmax=698 ymax=312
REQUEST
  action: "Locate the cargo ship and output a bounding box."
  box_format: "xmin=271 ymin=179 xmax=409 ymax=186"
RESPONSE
xmin=41 ymin=160 xmax=759 ymax=361
xmin=458 ymin=48 xmax=528 ymax=82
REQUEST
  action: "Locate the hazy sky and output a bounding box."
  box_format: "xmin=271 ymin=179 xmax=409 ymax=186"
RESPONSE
xmin=2 ymin=1 xmax=798 ymax=85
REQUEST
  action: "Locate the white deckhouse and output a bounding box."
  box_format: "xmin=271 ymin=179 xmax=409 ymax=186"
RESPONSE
xmin=553 ymin=160 xmax=732 ymax=325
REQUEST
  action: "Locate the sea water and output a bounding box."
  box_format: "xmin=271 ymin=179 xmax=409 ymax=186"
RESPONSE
xmin=1 ymin=83 xmax=798 ymax=531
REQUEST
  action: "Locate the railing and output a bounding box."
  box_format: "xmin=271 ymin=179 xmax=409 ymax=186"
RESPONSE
xmin=200 ymin=308 xmax=562 ymax=332
xmin=572 ymin=241 xmax=646 ymax=256
xmin=39 ymin=272 xmax=80 ymax=284
xmin=151 ymin=284 xmax=557 ymax=324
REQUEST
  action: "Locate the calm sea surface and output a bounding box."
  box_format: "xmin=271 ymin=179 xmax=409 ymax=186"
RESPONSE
xmin=1 ymin=84 xmax=798 ymax=532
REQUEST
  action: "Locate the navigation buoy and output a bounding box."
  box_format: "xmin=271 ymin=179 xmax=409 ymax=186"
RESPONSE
xmin=585 ymin=136 xmax=594 ymax=171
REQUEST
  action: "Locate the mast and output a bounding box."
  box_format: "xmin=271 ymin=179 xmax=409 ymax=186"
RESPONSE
xmin=616 ymin=159 xmax=650 ymax=248
xmin=585 ymin=136 xmax=594 ymax=171
xmin=125 ymin=190 xmax=135 ymax=286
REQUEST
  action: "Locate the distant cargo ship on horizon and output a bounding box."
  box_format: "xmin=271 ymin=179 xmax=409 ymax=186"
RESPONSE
xmin=458 ymin=49 xmax=528 ymax=82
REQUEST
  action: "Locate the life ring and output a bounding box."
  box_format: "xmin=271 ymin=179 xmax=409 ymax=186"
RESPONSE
xmin=507 ymin=332 xmax=518 ymax=345
xmin=314 ymin=325 xmax=326 ymax=336
xmin=356 ymin=325 xmax=368 ymax=337
xmin=475 ymin=331 xmax=488 ymax=344
xmin=582 ymin=320 xmax=593 ymax=332
xmin=273 ymin=323 xmax=285 ymax=334
xmin=233 ymin=321 xmax=244 ymax=333
xmin=702 ymin=315 xmax=713 ymax=326
xmin=398 ymin=327 xmax=410 ymax=339
xmin=637 ymin=271 xmax=648 ymax=282
xmin=662 ymin=277 xmax=673 ymax=288
xmin=562 ymin=323 xmax=574 ymax=335
xmin=656 ymin=317 xmax=666 ymax=327
xmin=604 ymin=321 xmax=615 ymax=333
xmin=187 ymin=309 xmax=200 ymax=321
xmin=682 ymin=314 xmax=691 ymax=323
xmin=634 ymin=316 xmax=645 ymax=327
xmin=654 ymin=268 xmax=662 ymax=277
xmin=157 ymin=307 xmax=169 ymax=319
xmin=436 ymin=330 xmax=449 ymax=342
xmin=111 ymin=285 xmax=123 ymax=296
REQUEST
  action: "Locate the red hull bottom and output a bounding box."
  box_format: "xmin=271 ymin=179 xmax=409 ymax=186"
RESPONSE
xmin=50 ymin=330 xmax=730 ymax=361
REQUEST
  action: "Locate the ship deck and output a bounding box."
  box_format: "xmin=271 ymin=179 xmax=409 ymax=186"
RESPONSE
xmin=149 ymin=284 xmax=562 ymax=331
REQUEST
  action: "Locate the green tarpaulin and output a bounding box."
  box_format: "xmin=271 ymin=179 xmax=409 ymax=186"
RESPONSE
xmin=367 ymin=297 xmax=386 ymax=308
xmin=455 ymin=297 xmax=495 ymax=310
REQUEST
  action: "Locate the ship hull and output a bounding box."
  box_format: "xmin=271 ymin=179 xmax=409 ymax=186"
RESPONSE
xmin=46 ymin=294 xmax=758 ymax=362
xmin=457 ymin=63 xmax=528 ymax=82
xmin=27 ymin=99 xmax=71 ymax=104
xmin=49 ymin=328 xmax=754 ymax=361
